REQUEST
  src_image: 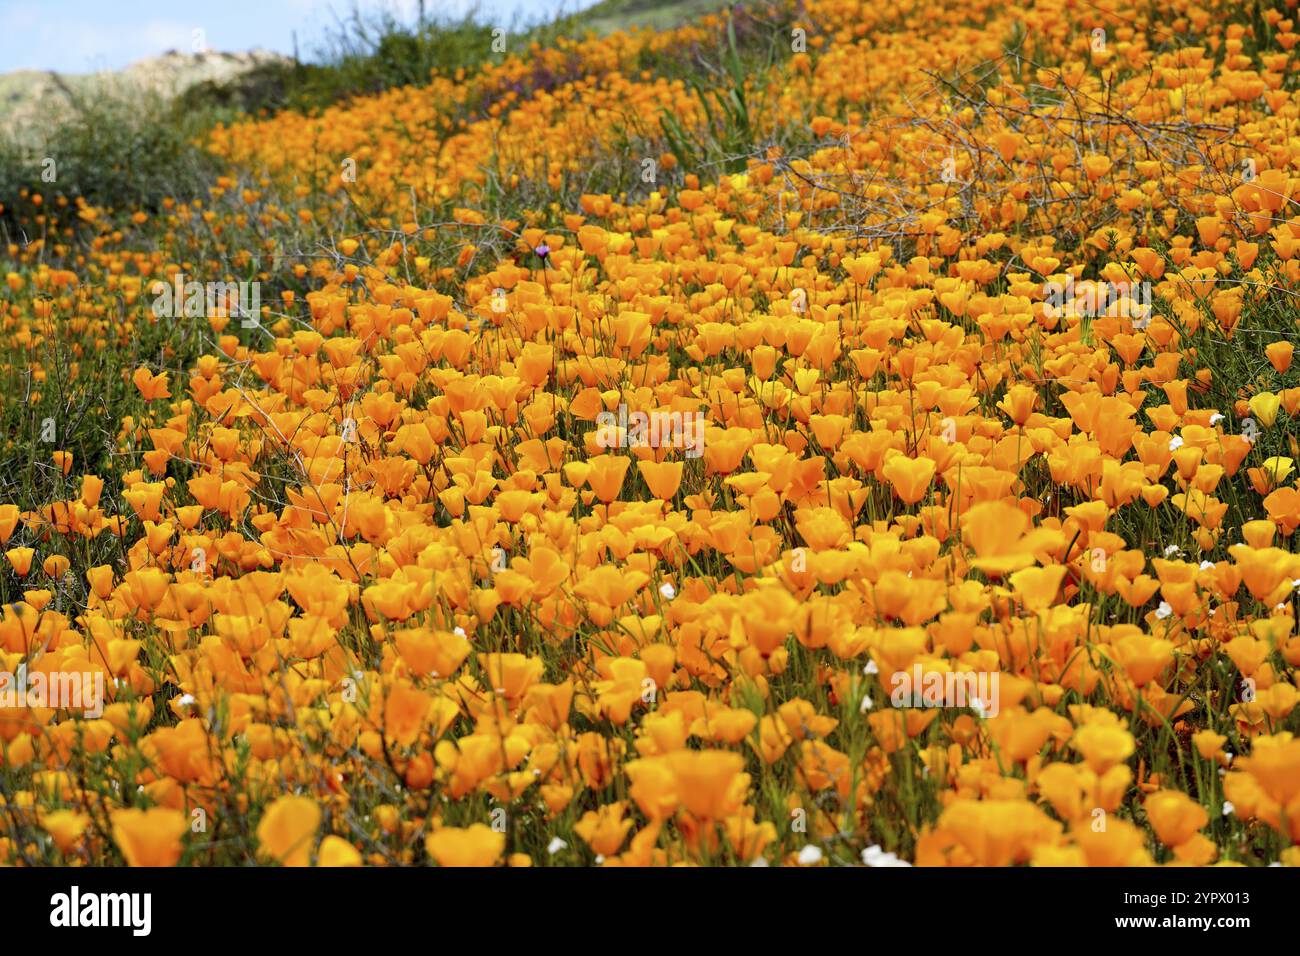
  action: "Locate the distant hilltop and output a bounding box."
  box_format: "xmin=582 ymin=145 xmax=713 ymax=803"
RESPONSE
xmin=0 ymin=48 xmax=291 ymax=141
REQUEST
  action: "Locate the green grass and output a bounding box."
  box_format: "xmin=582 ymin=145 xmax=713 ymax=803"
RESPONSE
xmin=574 ymin=0 xmax=736 ymax=34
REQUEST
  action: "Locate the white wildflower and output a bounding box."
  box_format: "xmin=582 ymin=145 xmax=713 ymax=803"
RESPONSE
xmin=797 ymin=845 xmax=823 ymax=865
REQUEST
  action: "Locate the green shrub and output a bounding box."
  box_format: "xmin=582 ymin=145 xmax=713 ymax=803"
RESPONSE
xmin=0 ymin=86 xmax=219 ymax=219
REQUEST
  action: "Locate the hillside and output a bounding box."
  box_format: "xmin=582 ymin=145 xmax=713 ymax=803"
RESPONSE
xmin=0 ymin=0 xmax=1297 ymax=875
xmin=0 ymin=49 xmax=290 ymax=143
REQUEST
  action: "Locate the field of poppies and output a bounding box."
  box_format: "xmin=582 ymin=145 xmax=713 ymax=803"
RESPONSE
xmin=1 ymin=0 xmax=1299 ymax=868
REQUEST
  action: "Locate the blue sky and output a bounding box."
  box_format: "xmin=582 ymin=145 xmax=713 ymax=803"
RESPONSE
xmin=0 ymin=0 xmax=597 ymax=73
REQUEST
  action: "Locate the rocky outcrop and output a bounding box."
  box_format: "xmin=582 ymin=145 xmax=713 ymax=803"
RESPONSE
xmin=0 ymin=49 xmax=291 ymax=142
